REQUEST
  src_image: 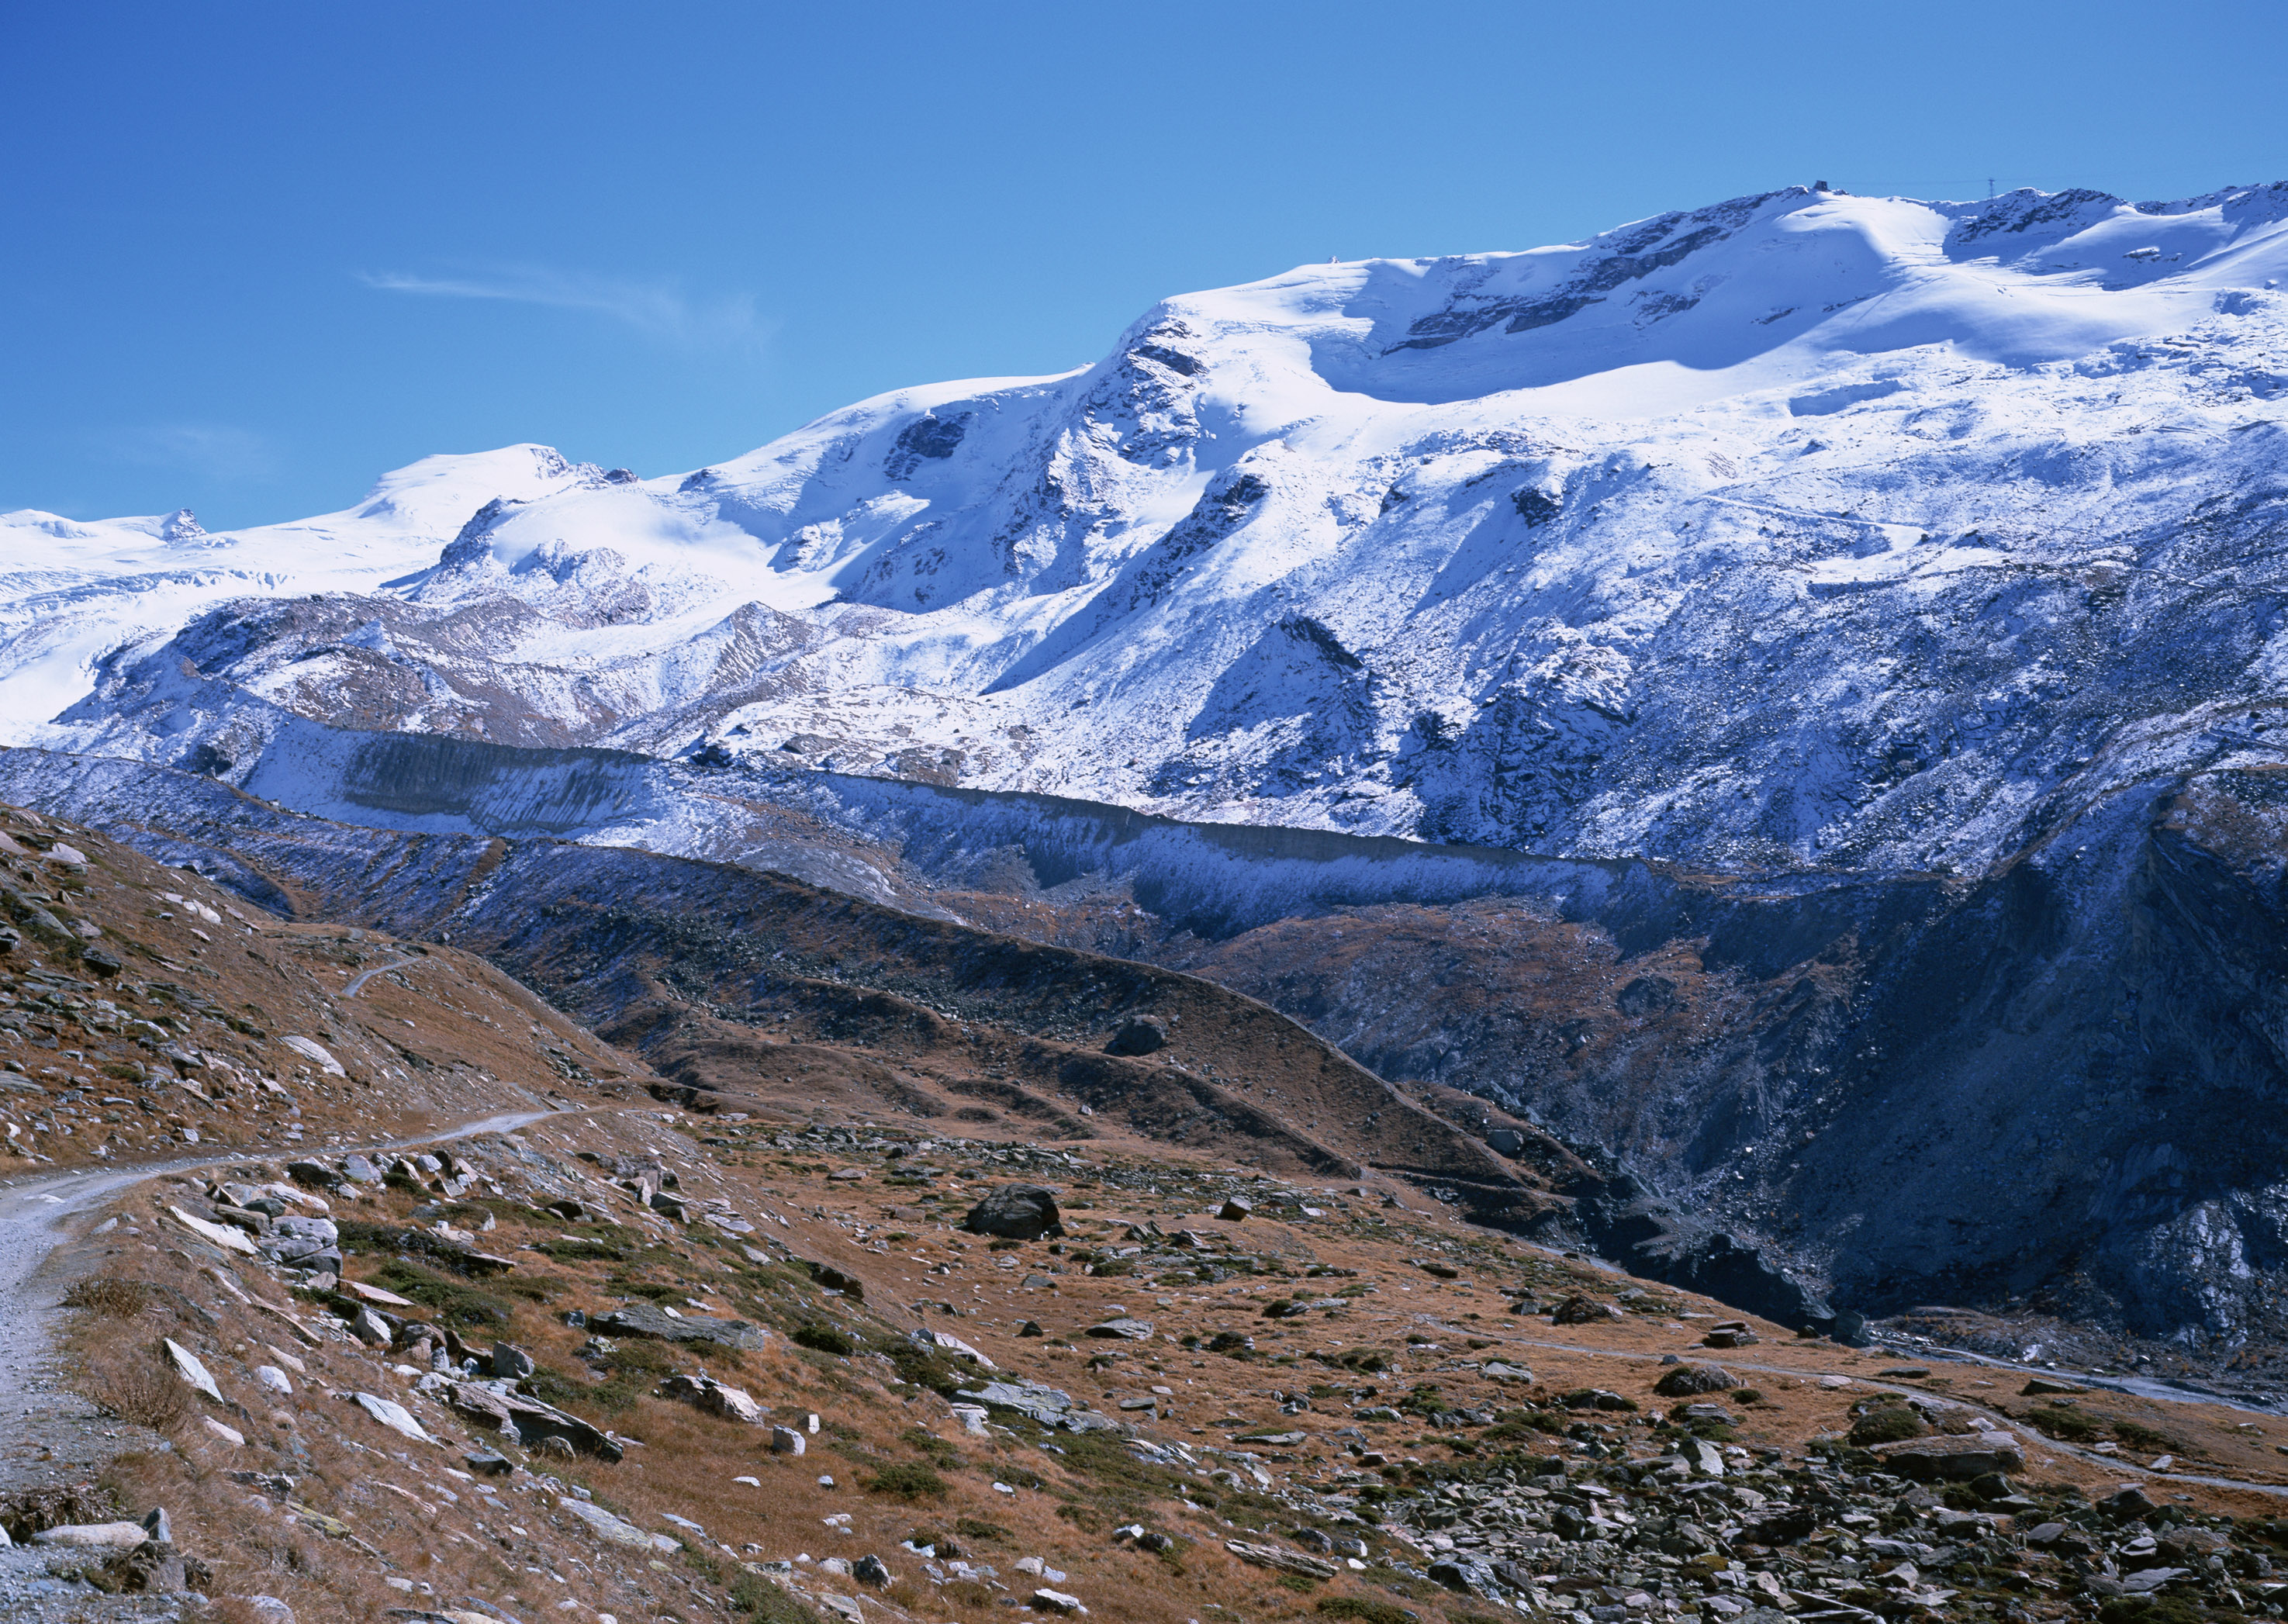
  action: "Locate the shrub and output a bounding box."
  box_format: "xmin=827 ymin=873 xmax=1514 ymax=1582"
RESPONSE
xmin=1847 ymin=1405 xmax=1930 ymax=1446
xmin=366 ymin=1259 xmax=511 ymax=1327
xmin=81 ymin=1347 xmax=189 ymax=1432
xmin=793 ymin=1324 xmax=855 ymax=1356
xmin=728 ymin=1573 xmax=829 ymax=1622
xmin=2025 ymin=1405 xmax=2103 ymax=1443
xmin=2114 ymin=1418 xmax=2176 ymax=1450
xmin=864 ymin=1462 xmax=948 ymax=1501
xmin=1317 ymin=1600 xmax=1413 ymax=1624
xmin=536 ymin=1238 xmax=631 ymax=1263
xmin=62 ymin=1277 xmax=152 ymax=1317
xmin=900 ymin=1426 xmax=959 ymax=1467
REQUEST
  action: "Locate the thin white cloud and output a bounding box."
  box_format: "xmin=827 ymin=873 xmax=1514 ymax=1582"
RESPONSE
xmin=105 ymin=423 xmax=278 ymax=482
xmin=360 ymin=264 xmax=772 ymax=350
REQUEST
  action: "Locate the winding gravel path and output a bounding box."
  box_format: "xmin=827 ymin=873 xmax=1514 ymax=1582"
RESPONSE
xmin=0 ymin=1105 xmax=575 ymax=1457
xmin=343 ymin=955 xmax=426 ymax=997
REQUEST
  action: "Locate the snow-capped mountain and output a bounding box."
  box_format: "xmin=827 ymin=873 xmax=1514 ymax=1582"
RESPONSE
xmin=12 ymin=181 xmax=2288 ymax=875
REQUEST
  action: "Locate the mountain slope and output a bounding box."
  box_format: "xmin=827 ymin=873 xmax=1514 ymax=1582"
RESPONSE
xmin=11 ymin=182 xmax=2288 ymax=876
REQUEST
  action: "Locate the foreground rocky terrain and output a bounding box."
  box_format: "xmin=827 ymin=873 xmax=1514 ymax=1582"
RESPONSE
xmin=11 ymin=796 xmax=2288 ymax=1624
xmin=22 ymin=1086 xmax=2288 ymax=1624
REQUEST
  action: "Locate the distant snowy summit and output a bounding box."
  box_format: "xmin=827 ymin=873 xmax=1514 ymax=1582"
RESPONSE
xmin=9 ymin=182 xmax=2288 ymax=874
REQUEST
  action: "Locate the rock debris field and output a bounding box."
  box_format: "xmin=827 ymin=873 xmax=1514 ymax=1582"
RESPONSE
xmin=13 ymin=1111 xmax=2288 ymax=1624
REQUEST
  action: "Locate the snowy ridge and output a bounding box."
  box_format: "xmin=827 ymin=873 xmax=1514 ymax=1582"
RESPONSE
xmin=11 ymin=183 xmax=2288 ymax=875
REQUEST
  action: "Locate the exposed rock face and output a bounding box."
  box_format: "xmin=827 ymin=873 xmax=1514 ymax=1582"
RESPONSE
xmin=962 ymin=1183 xmax=1064 ymax=1241
xmin=658 ymin=1373 xmax=763 ymax=1424
xmin=1105 ymin=1015 xmax=1167 ymax=1056
xmin=1652 ymin=1364 xmax=1737 ymax=1398
xmin=590 ymin=1302 xmax=770 ymax=1349
xmin=444 ymin=1380 xmax=624 ymax=1461
xmin=1871 ymin=1432 xmax=2027 ymax=1481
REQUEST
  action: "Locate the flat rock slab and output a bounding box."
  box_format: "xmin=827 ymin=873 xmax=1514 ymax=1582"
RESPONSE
xmin=168 ymin=1204 xmax=256 ymax=1256
xmin=1084 ymin=1318 xmax=1153 ymax=1340
xmin=591 ymin=1302 xmax=769 ymax=1350
xmin=162 ymin=1338 xmax=223 ymax=1402
xmin=957 ymin=1379 xmax=1079 ymax=1426
xmin=353 ymin=1391 xmax=441 ymax=1445
xmin=1225 ymin=1539 xmax=1337 ymax=1578
xmin=445 ymin=1381 xmax=624 ymax=1461
xmin=1872 ymin=1432 xmax=2026 ymax=1480
xmin=560 ymin=1496 xmax=680 ymax=1553
xmin=659 ymin=1373 xmax=764 ymax=1424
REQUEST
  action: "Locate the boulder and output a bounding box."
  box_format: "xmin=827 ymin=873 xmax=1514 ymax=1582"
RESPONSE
xmin=1653 ymin=1363 xmax=1737 ymax=1398
xmin=962 ymin=1183 xmax=1064 ymax=1241
xmin=1085 ymin=1317 xmax=1154 ymax=1340
xmin=162 ymin=1339 xmax=223 ymax=1402
xmin=1217 ymin=1197 xmax=1252 ymax=1221
xmin=444 ymin=1380 xmax=624 ymax=1461
xmin=1105 ymin=1016 xmax=1169 ymax=1056
xmin=1871 ymin=1432 xmax=2027 ymax=1481
xmin=351 ymin=1391 xmax=440 ymax=1445
xmin=1552 ymin=1294 xmax=1621 ymax=1324
xmin=798 ymin=1259 xmax=867 ymax=1300
xmin=31 ymin=1522 xmax=151 ymax=1548
xmin=490 ymin=1342 xmax=537 ymax=1380
xmin=591 ymin=1302 xmax=770 ymax=1350
xmin=2100 ymin=1483 xmax=2159 ymax=1519
xmin=659 ymin=1373 xmax=764 ymax=1424
xmin=770 ymin=1426 xmax=807 ymax=1456
xmin=1225 ymin=1539 xmax=1337 ymax=1578
xmin=559 ymin=1497 xmax=680 ymax=1553
xmin=911 ymin=1326 xmax=995 ymax=1367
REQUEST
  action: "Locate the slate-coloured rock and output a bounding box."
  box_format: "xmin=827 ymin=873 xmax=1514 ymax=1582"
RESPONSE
xmin=1085 ymin=1317 xmax=1153 ymax=1340
xmin=1105 ymin=1015 xmax=1169 ymax=1056
xmin=444 ymin=1380 xmax=624 ymax=1461
xmin=1653 ymin=1363 xmax=1737 ymax=1397
xmin=1871 ymin=1432 xmax=2026 ymax=1481
xmin=659 ymin=1373 xmax=764 ymax=1423
xmin=592 ymin=1302 xmax=770 ymax=1349
xmin=962 ymin=1183 xmax=1064 ymax=1241
xmin=1552 ymin=1294 xmax=1620 ymax=1324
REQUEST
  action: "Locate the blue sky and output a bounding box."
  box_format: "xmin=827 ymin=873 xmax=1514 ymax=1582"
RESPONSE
xmin=5 ymin=0 xmax=2284 ymax=529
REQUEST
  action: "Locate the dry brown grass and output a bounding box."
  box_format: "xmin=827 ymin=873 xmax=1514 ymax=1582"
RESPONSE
xmin=61 ymin=1275 xmax=155 ymax=1316
xmin=77 ymin=1342 xmax=192 ymax=1432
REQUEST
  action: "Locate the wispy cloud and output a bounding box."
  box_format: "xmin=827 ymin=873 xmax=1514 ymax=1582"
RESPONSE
xmin=361 ymin=263 xmax=772 ymax=350
xmin=105 ymin=423 xmax=278 ymax=483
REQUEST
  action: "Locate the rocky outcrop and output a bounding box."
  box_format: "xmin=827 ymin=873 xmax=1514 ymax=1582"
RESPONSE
xmin=962 ymin=1183 xmax=1065 ymax=1241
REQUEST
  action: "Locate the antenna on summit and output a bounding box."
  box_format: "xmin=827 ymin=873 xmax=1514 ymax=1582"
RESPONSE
xmin=1987 ymin=177 xmax=1996 ymax=201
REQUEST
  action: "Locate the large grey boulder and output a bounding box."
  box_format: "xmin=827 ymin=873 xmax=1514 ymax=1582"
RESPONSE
xmin=1872 ymin=1432 xmax=2026 ymax=1481
xmin=1105 ymin=1016 xmax=1168 ymax=1056
xmin=590 ymin=1302 xmax=770 ymax=1350
xmin=444 ymin=1381 xmax=624 ymax=1461
xmin=1653 ymin=1363 xmax=1737 ymax=1398
xmin=962 ymin=1183 xmax=1064 ymax=1241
